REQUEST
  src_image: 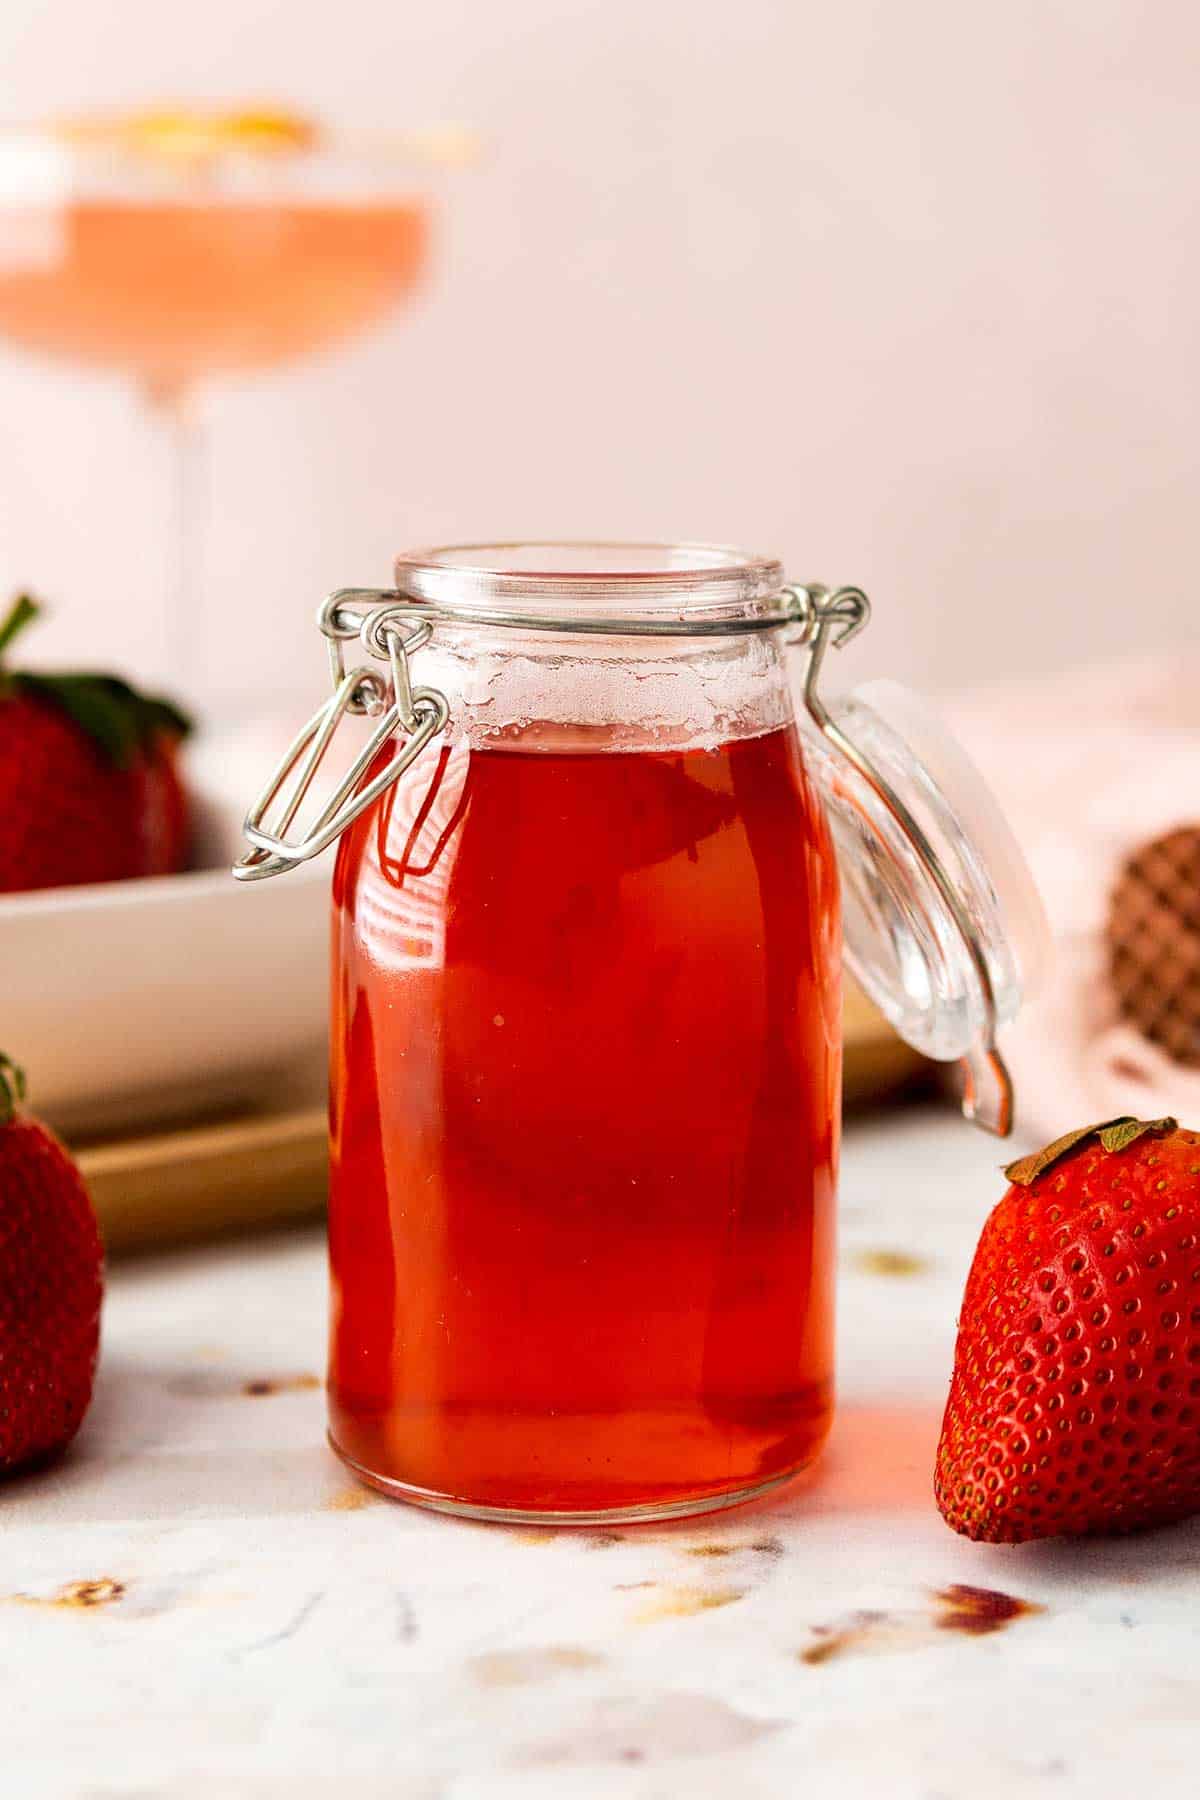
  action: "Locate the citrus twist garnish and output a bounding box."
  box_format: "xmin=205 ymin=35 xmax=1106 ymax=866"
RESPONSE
xmin=55 ymin=110 xmax=479 ymax=169
xmin=57 ymin=108 xmax=320 ymax=163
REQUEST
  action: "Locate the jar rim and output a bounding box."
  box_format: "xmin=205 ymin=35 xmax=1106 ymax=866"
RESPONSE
xmin=392 ymin=541 xmax=786 ymax=618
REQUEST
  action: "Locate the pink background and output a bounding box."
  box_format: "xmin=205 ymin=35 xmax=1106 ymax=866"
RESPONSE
xmin=0 ymin=0 xmax=1194 ymax=712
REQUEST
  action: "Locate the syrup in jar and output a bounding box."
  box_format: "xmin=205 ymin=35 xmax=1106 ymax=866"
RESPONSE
xmin=328 ymin=721 xmax=840 ymax=1516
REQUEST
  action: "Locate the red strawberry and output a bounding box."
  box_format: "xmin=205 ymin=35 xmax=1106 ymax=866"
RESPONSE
xmin=936 ymin=1115 xmax=1200 ymax=1542
xmin=0 ymin=1055 xmax=103 ymax=1474
xmin=0 ymin=593 xmax=192 ymax=893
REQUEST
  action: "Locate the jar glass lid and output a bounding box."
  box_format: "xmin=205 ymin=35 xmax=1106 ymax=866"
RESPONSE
xmin=793 ymin=600 xmax=1049 ymax=1135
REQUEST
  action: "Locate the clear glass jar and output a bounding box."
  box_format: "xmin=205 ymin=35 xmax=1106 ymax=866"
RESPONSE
xmin=236 ymin=541 xmax=1047 ymax=1523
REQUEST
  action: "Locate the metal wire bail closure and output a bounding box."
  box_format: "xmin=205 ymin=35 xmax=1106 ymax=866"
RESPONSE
xmin=231 ymin=576 xmax=1022 ymax=1136
xmin=232 ymin=601 xmax=448 ymax=882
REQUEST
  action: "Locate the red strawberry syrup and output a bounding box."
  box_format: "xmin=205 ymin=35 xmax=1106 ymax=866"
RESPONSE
xmin=327 ymin=724 xmax=841 ymax=1516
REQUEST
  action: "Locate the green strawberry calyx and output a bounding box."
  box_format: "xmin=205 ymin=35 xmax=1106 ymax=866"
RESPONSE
xmin=0 ymin=1054 xmax=27 ymax=1126
xmin=0 ymin=593 xmax=192 ymax=768
xmin=0 ymin=593 xmax=38 ymax=658
xmin=1004 ymin=1115 xmax=1179 ymax=1187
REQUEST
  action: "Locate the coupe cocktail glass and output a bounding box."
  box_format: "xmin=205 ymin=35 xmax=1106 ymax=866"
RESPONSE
xmin=0 ymin=111 xmax=462 ymax=683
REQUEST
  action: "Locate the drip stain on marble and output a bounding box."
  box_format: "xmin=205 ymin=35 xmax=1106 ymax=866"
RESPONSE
xmin=801 ymin=1609 xmax=889 ymax=1665
xmin=681 ymin=1535 xmax=786 ymax=1560
xmin=469 ymin=1646 xmax=605 ymax=1686
xmin=854 ymin=1247 xmax=930 ymax=1277
xmin=325 ymin=1486 xmax=375 ymax=1512
xmin=166 ymin=1369 xmax=322 ymax=1399
xmin=241 ymin=1374 xmax=322 ymax=1397
xmin=8 ymin=1578 xmax=125 ymax=1610
xmin=800 ymin=1585 xmax=1043 ymax=1664
xmin=934 ymin=1584 xmax=1044 ymax=1635
xmin=633 ymin=1584 xmax=746 ymax=1622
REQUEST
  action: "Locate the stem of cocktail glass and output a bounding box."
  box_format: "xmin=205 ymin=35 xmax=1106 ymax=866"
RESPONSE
xmin=146 ymin=375 xmax=204 ymax=698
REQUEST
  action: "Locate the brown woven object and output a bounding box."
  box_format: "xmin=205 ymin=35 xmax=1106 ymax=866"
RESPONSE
xmin=1107 ymin=826 xmax=1200 ymax=1065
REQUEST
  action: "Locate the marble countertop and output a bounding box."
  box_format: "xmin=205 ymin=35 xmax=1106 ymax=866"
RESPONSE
xmin=4 ymin=1105 xmax=1197 ymax=1799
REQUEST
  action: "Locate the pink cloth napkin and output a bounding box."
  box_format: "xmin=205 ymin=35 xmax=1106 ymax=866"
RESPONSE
xmin=947 ymin=656 xmax=1200 ymax=1141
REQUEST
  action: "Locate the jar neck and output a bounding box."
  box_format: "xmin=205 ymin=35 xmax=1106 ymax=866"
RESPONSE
xmin=381 ymin=542 xmax=800 ymax=753
xmin=416 ymin=624 xmax=795 ymax=755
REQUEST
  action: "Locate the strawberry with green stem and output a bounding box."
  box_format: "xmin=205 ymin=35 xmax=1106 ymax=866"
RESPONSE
xmin=0 ymin=593 xmax=192 ymax=893
xmin=937 ymin=1115 xmax=1200 ymax=1541
xmin=0 ymin=1053 xmax=103 ymax=1475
